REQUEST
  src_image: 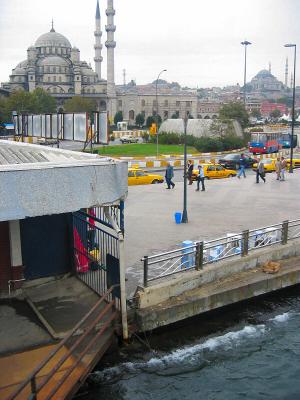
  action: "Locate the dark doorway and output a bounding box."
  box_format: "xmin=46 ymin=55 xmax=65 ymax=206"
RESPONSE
xmin=0 ymin=222 xmax=11 ymax=291
xmin=20 ymin=213 xmax=72 ymax=280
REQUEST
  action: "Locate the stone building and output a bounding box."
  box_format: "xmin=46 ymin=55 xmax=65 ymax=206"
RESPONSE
xmin=1 ymin=1 xmax=117 ymax=116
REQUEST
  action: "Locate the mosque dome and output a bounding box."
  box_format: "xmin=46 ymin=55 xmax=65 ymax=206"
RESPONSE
xmin=35 ymin=29 xmax=71 ymax=49
xmin=255 ymin=69 xmax=274 ymax=79
xmin=11 ymin=60 xmax=28 ymax=75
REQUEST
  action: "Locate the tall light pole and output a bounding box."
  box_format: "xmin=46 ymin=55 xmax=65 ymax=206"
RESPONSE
xmin=284 ymin=43 xmax=296 ymax=173
xmin=181 ymin=114 xmax=188 ymax=223
xmin=241 ymin=40 xmax=251 ymax=106
xmin=155 ymin=69 xmax=167 ymax=158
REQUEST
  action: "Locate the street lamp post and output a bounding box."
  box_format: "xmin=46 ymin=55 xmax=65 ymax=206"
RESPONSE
xmin=241 ymin=40 xmax=251 ymax=106
xmin=284 ymin=43 xmax=296 ymax=173
xmin=181 ymin=114 xmax=188 ymax=223
xmin=155 ymin=69 xmax=167 ymax=158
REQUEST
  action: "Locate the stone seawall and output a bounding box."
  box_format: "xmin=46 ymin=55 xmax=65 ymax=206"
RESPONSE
xmin=134 ymin=240 xmax=300 ymax=332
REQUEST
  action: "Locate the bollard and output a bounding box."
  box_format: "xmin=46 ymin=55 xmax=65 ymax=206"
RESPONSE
xmin=281 ymin=220 xmax=289 ymax=245
xmin=195 ymin=241 xmax=204 ymax=270
xmin=241 ymin=230 xmax=249 ymax=257
xmin=143 ymin=256 xmax=149 ymax=287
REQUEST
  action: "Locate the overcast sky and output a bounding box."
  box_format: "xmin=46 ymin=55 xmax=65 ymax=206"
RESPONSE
xmin=0 ymin=0 xmax=299 ymax=88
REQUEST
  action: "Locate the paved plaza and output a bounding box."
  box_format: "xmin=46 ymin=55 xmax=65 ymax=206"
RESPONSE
xmin=124 ymin=169 xmax=300 ymax=296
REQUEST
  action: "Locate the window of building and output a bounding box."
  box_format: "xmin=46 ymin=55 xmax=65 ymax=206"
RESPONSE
xmin=53 ymin=67 xmax=56 ymax=73
xmin=77 ymin=77 xmax=80 ymax=81
xmin=129 ymin=110 xmax=135 ymax=120
xmin=153 ymin=100 xmax=157 ymax=107
xmin=176 ymin=101 xmax=180 ymax=107
xmin=118 ymin=100 xmax=122 ymax=107
xmin=186 ymin=101 xmax=191 ymax=107
xmin=164 ymin=100 xmax=168 ymax=107
xmin=53 ymin=76 xmax=56 ymax=82
xmin=48 ymin=77 xmax=50 ymax=82
xmin=141 ymin=99 xmax=146 ymax=107
xmin=87 ymin=77 xmax=90 ymax=83
xmin=59 ymin=76 xmax=62 ymax=82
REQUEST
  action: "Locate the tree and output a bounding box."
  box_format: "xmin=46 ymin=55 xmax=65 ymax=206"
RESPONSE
xmin=135 ymin=113 xmax=145 ymax=127
xmin=32 ymin=88 xmax=56 ymax=114
xmin=6 ymin=90 xmax=37 ymax=115
xmin=270 ymin=109 xmax=281 ymax=119
xmin=114 ymin=111 xmax=123 ymax=125
xmin=64 ymin=96 xmax=97 ymax=114
xmin=251 ymin=109 xmax=262 ymax=119
xmin=219 ymin=101 xmax=249 ymax=128
xmin=146 ymin=115 xmax=155 ymax=127
xmin=146 ymin=114 xmax=161 ymax=127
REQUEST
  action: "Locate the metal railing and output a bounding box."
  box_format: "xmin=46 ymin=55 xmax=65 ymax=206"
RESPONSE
xmin=5 ymin=286 xmax=118 ymax=400
xmin=142 ymin=219 xmax=300 ymax=287
xmin=73 ymin=207 xmax=122 ymax=310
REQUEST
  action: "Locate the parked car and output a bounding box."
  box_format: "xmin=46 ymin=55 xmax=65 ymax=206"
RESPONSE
xmin=120 ymin=135 xmax=139 ymax=144
xmin=128 ymin=168 xmax=164 ymax=185
xmin=218 ymin=153 xmax=257 ymax=170
xmin=192 ymin=163 xmax=237 ymax=180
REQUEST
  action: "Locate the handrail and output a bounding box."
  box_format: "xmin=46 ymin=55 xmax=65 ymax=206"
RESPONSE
xmin=6 ymin=286 xmax=117 ymax=400
xmin=142 ymin=218 xmax=300 ymax=286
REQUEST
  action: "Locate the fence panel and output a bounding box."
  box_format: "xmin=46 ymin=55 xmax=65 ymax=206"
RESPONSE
xmin=142 ymin=219 xmax=300 ymax=287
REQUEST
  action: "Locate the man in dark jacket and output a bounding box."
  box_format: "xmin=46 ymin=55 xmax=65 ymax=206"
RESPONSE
xmin=165 ymin=163 xmax=175 ymax=189
xmin=237 ymin=153 xmax=247 ymax=178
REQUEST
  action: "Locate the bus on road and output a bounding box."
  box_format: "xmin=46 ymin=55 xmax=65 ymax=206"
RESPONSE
xmin=249 ymin=131 xmax=282 ymax=154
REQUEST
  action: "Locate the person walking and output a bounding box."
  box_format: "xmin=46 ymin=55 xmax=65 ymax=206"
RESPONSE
xmin=165 ymin=162 xmax=175 ymax=189
xmin=256 ymin=158 xmax=266 ymax=183
xmin=187 ymin=160 xmax=194 ymax=185
xmin=275 ymin=157 xmax=281 ymax=180
xmin=280 ymin=156 xmax=287 ymax=181
xmin=196 ymin=164 xmax=205 ymax=191
xmin=237 ymin=153 xmax=247 ymax=178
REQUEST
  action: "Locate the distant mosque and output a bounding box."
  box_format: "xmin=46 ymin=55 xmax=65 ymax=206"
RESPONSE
xmin=249 ymin=63 xmax=284 ymax=92
xmin=1 ymin=0 xmax=117 ymax=117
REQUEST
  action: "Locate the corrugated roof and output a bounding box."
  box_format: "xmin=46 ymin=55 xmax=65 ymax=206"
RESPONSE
xmin=0 ymin=140 xmax=108 ymax=168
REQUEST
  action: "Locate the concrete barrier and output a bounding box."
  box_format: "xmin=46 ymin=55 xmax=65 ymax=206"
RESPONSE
xmin=134 ymin=239 xmax=300 ymax=332
xmin=135 ymin=239 xmax=300 ymax=309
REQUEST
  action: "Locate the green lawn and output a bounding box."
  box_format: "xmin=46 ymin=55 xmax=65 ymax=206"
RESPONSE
xmin=95 ymin=143 xmax=198 ymax=157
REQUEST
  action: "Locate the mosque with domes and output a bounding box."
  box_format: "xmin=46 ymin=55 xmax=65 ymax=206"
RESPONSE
xmin=2 ymin=0 xmax=117 ymax=117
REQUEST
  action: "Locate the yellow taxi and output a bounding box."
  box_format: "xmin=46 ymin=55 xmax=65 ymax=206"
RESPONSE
xmin=252 ymin=158 xmax=300 ymax=173
xmin=192 ymin=163 xmax=237 ymax=180
xmin=128 ymin=168 xmax=164 ymax=185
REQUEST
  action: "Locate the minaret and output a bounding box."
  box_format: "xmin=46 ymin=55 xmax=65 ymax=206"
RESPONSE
xmin=94 ymin=0 xmax=103 ymax=80
xmin=269 ymin=61 xmax=271 ymax=73
xmin=285 ymin=57 xmax=288 ymax=87
xmin=105 ymin=0 xmax=116 ymax=119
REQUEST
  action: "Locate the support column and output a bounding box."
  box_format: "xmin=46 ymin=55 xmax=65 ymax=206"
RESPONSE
xmin=9 ymin=220 xmax=24 ymax=289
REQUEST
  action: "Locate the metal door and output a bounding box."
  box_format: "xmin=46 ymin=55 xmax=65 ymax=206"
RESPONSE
xmin=20 ymin=214 xmax=72 ymax=280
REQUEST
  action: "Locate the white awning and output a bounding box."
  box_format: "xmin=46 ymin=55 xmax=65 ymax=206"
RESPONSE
xmin=0 ymin=141 xmax=128 ymax=221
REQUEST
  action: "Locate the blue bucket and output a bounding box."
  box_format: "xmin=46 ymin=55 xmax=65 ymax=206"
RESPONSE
xmin=174 ymin=212 xmax=182 ymax=224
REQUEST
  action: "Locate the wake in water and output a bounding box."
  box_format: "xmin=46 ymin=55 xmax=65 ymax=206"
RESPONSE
xmin=90 ymin=311 xmax=295 ymax=385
